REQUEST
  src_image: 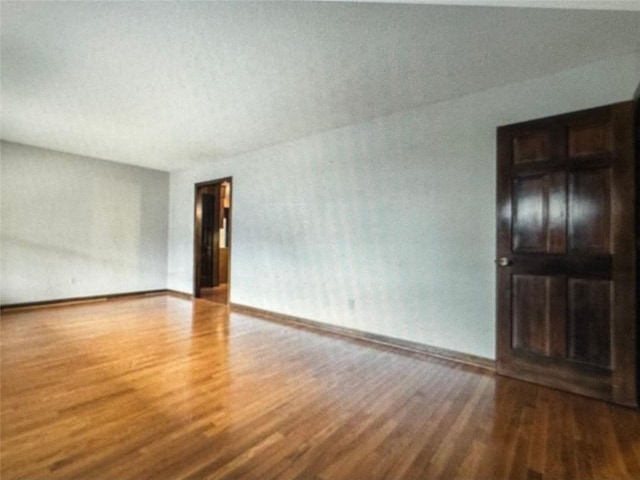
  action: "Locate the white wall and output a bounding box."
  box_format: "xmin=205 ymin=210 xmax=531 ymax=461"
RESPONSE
xmin=1 ymin=142 xmax=169 ymax=304
xmin=168 ymin=53 xmax=638 ymax=359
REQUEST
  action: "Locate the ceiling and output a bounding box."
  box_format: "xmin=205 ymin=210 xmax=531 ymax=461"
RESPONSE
xmin=2 ymin=1 xmax=639 ymax=171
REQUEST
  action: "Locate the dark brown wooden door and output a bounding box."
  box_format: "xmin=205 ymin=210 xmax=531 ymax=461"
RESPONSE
xmin=195 ymin=183 xmax=221 ymax=295
xmin=200 ymin=193 xmax=218 ymax=287
xmin=496 ymin=101 xmax=637 ymax=407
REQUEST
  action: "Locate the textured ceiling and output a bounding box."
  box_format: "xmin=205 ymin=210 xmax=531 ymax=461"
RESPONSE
xmin=2 ymin=1 xmax=639 ymax=171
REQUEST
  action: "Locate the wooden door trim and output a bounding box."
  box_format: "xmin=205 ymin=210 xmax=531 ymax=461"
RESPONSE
xmin=193 ymin=177 xmax=233 ymax=302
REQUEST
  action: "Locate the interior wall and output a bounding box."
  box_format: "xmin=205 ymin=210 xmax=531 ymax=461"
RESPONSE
xmin=1 ymin=142 xmax=169 ymax=304
xmin=169 ymin=52 xmax=638 ymax=359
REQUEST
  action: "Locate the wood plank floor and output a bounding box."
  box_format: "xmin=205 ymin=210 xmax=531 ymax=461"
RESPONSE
xmin=1 ymin=295 xmax=638 ymax=480
xmin=200 ymin=285 xmax=229 ymax=305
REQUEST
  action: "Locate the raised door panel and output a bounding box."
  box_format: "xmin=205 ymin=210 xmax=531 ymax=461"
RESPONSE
xmin=568 ymin=169 xmax=611 ymax=254
xmin=512 ymin=172 xmax=565 ymax=253
xmin=512 ymin=274 xmax=547 ymax=354
xmin=568 ymin=123 xmax=613 ymax=157
xmin=513 ymin=132 xmax=551 ymax=164
xmin=567 ymin=279 xmax=612 ymax=368
xmin=512 ymin=274 xmax=566 ymax=357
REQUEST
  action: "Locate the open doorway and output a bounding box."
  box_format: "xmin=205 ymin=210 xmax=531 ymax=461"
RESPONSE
xmin=194 ymin=178 xmax=232 ymax=305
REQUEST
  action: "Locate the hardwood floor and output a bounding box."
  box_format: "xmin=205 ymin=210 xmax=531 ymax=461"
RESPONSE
xmin=1 ymin=295 xmax=638 ymax=480
xmin=200 ymin=284 xmax=229 ymax=305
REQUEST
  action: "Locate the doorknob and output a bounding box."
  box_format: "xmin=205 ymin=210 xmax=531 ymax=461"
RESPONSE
xmin=496 ymin=257 xmax=512 ymax=267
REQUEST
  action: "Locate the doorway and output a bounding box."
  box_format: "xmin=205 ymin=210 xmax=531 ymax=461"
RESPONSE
xmin=194 ymin=178 xmax=232 ymax=305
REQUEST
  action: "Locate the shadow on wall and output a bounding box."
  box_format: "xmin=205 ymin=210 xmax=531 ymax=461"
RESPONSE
xmin=0 ymin=231 xmax=161 ymax=305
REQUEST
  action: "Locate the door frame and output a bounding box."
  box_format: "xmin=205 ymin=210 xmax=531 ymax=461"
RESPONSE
xmin=193 ymin=177 xmax=233 ymax=302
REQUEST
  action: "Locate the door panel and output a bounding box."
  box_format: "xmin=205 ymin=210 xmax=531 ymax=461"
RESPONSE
xmin=512 ymin=274 xmax=548 ymax=354
xmin=512 ymin=274 xmax=566 ymax=357
xmin=567 ymin=278 xmax=611 ymax=368
xmin=512 ymin=172 xmax=566 ymax=253
xmin=568 ymin=169 xmax=611 ymax=254
xmin=496 ymin=101 xmax=637 ymax=407
xmin=568 ymin=122 xmax=612 ymax=157
xmin=513 ymin=132 xmax=551 ymax=163
xmin=512 ymin=176 xmax=548 ymax=252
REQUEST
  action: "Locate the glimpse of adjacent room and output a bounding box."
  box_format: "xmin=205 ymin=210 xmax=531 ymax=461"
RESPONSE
xmin=196 ymin=179 xmax=231 ymax=305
